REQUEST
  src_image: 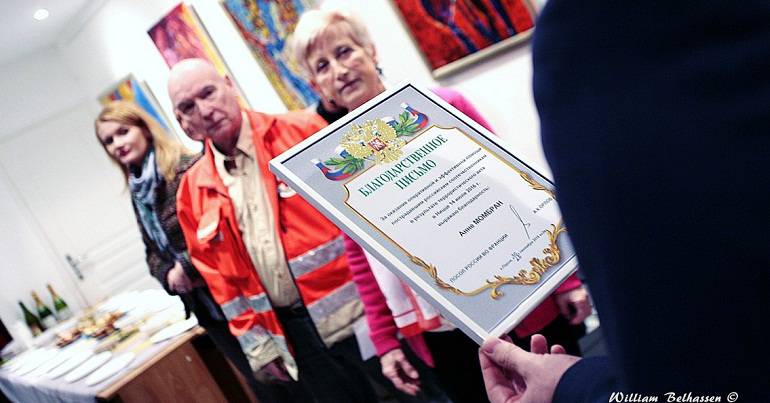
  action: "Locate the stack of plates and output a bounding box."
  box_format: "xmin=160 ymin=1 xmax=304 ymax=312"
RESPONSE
xmin=4 ymin=289 xmax=197 ymax=386
xmin=27 ymin=348 xmax=67 ymax=378
xmin=48 ymin=349 xmax=94 ymax=380
xmin=84 ymin=352 xmax=136 ymax=386
xmin=2 ymin=350 xmax=34 ymax=373
xmin=13 ymin=348 xmax=52 ymax=376
xmin=65 ymin=351 xmax=112 ymax=383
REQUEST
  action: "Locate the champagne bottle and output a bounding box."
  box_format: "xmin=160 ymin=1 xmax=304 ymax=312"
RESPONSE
xmin=31 ymin=291 xmax=57 ymax=329
xmin=19 ymin=301 xmax=43 ymax=336
xmin=47 ymin=283 xmax=73 ymax=321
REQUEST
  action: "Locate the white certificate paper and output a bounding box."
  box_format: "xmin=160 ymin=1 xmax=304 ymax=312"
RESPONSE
xmin=270 ymin=83 xmax=578 ymax=343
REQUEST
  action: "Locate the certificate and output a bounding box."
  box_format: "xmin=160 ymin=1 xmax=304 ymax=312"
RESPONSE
xmin=270 ymin=83 xmax=578 ymax=343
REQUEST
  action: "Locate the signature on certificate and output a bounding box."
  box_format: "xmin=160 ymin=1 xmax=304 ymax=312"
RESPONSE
xmin=509 ymin=204 xmax=532 ymax=240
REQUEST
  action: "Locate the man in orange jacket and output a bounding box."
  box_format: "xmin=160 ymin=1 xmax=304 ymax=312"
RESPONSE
xmin=168 ymin=59 xmax=374 ymax=402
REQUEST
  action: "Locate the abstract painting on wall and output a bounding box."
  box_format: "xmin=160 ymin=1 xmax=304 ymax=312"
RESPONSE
xmin=392 ymin=0 xmax=536 ymax=78
xmin=148 ymin=3 xmax=249 ymax=106
xmin=98 ymin=75 xmax=172 ymax=132
xmin=222 ymin=0 xmax=318 ymax=110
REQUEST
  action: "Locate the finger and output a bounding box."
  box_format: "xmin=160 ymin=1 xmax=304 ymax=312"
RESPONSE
xmin=397 ymin=357 xmax=420 ymax=380
xmin=551 ymin=344 xmax=567 ymax=354
xmin=501 ymin=334 xmax=513 ymax=343
xmin=479 ymin=349 xmax=519 ymax=402
xmin=481 ymin=338 xmax=534 ymax=376
xmin=385 ymin=369 xmax=417 ymax=396
xmin=530 ymin=334 xmax=548 ymax=354
xmin=169 ymin=280 xmax=180 ymax=293
xmin=398 ymin=380 xmax=421 ymax=396
xmin=382 ymin=367 xmax=403 ymax=388
xmin=400 ymin=374 xmax=422 ymax=396
xmin=571 ymin=302 xmax=591 ymax=324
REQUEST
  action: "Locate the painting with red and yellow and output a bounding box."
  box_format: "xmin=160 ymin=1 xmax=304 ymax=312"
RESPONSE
xmin=392 ymin=0 xmax=535 ymax=77
xmin=148 ymin=3 xmax=249 ymax=106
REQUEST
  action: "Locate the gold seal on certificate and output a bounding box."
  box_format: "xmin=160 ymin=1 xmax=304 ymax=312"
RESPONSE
xmin=270 ymin=83 xmax=578 ymax=343
xmin=344 ymin=125 xmax=566 ymax=299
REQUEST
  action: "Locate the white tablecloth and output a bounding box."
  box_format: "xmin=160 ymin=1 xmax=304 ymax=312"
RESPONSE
xmin=0 ymin=328 xmax=196 ymax=403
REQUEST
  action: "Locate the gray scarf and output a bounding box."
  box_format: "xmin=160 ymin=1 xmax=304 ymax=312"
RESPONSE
xmin=128 ymin=149 xmax=177 ymax=258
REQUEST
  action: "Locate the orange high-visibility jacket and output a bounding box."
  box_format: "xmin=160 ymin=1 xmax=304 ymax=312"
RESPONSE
xmin=176 ymin=110 xmax=361 ymax=376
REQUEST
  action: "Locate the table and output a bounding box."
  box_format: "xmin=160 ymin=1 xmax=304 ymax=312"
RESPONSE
xmin=0 ymin=327 xmax=257 ymax=403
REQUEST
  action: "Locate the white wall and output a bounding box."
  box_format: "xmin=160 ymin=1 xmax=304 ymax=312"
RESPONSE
xmin=0 ymin=165 xmax=82 ymax=334
xmin=0 ymin=49 xmax=88 ymax=139
xmin=0 ymin=0 xmax=549 ymax=333
xmin=0 ymin=50 xmax=90 ymax=332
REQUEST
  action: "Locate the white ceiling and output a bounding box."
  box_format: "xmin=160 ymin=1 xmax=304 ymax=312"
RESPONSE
xmin=0 ymin=0 xmax=104 ymax=65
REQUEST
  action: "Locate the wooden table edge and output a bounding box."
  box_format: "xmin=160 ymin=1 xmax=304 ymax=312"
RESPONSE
xmin=96 ymin=326 xmax=205 ymax=400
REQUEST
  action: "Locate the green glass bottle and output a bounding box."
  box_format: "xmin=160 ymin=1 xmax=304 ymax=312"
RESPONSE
xmin=47 ymin=284 xmax=73 ymax=321
xmin=19 ymin=301 xmax=43 ymax=336
xmin=31 ymin=291 xmax=57 ymax=329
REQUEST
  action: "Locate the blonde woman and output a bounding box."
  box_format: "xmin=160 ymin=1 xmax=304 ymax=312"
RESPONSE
xmin=289 ymin=8 xmax=591 ymax=403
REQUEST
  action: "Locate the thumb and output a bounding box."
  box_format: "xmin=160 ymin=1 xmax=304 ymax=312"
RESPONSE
xmin=481 ymin=338 xmax=534 ymax=376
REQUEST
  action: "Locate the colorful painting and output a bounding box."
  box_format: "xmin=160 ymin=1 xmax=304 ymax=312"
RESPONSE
xmin=222 ymin=0 xmax=318 ymax=110
xmin=148 ymin=3 xmax=249 ymax=105
xmin=392 ymin=0 xmax=536 ymax=78
xmin=98 ymin=75 xmax=172 ymax=131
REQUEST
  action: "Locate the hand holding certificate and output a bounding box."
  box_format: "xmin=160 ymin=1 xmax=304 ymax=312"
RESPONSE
xmin=270 ymin=83 xmax=578 ymax=343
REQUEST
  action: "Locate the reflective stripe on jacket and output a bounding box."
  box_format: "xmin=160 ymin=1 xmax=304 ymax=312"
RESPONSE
xmin=177 ymin=109 xmax=363 ymax=377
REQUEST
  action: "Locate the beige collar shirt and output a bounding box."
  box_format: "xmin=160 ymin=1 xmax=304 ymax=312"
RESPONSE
xmin=211 ymin=112 xmax=300 ymax=307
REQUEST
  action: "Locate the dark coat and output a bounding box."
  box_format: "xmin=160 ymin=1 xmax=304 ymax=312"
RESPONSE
xmin=534 ymin=1 xmax=768 ymax=401
xmin=130 ymin=153 xmax=224 ymax=324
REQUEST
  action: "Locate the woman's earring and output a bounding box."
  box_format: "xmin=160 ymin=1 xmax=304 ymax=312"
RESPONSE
xmin=376 ymin=66 xmax=384 ymax=76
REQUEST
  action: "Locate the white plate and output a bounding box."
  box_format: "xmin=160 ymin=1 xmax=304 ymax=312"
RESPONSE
xmin=37 ymin=346 xmax=81 ymax=376
xmin=3 ymin=350 xmax=34 ymax=373
xmin=47 ymin=349 xmax=94 ymax=380
xmin=142 ymin=292 xmax=178 ymax=314
xmin=14 ymin=348 xmax=53 ymax=377
xmin=65 ymin=351 xmax=111 ymax=383
xmin=140 ymin=307 xmax=185 ymax=334
xmin=150 ymin=317 xmax=198 ymax=344
xmin=27 ymin=348 xmax=66 ymax=378
xmin=84 ymin=352 xmax=136 ymax=386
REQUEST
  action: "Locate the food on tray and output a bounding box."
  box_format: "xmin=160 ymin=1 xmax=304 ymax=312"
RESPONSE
xmin=55 ymin=328 xmax=82 ymax=347
xmin=77 ymin=311 xmax=124 ymax=339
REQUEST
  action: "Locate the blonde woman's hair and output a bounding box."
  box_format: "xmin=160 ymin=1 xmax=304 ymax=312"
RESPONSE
xmin=95 ymin=100 xmax=192 ymax=183
xmin=287 ymin=7 xmax=373 ymax=79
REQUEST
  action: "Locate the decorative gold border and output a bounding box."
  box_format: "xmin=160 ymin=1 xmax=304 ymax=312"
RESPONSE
xmin=344 ymin=125 xmax=566 ymax=299
xmin=408 ymin=221 xmax=565 ymax=299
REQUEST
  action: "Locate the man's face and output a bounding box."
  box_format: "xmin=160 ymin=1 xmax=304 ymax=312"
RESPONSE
xmin=168 ymin=64 xmax=242 ymax=147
